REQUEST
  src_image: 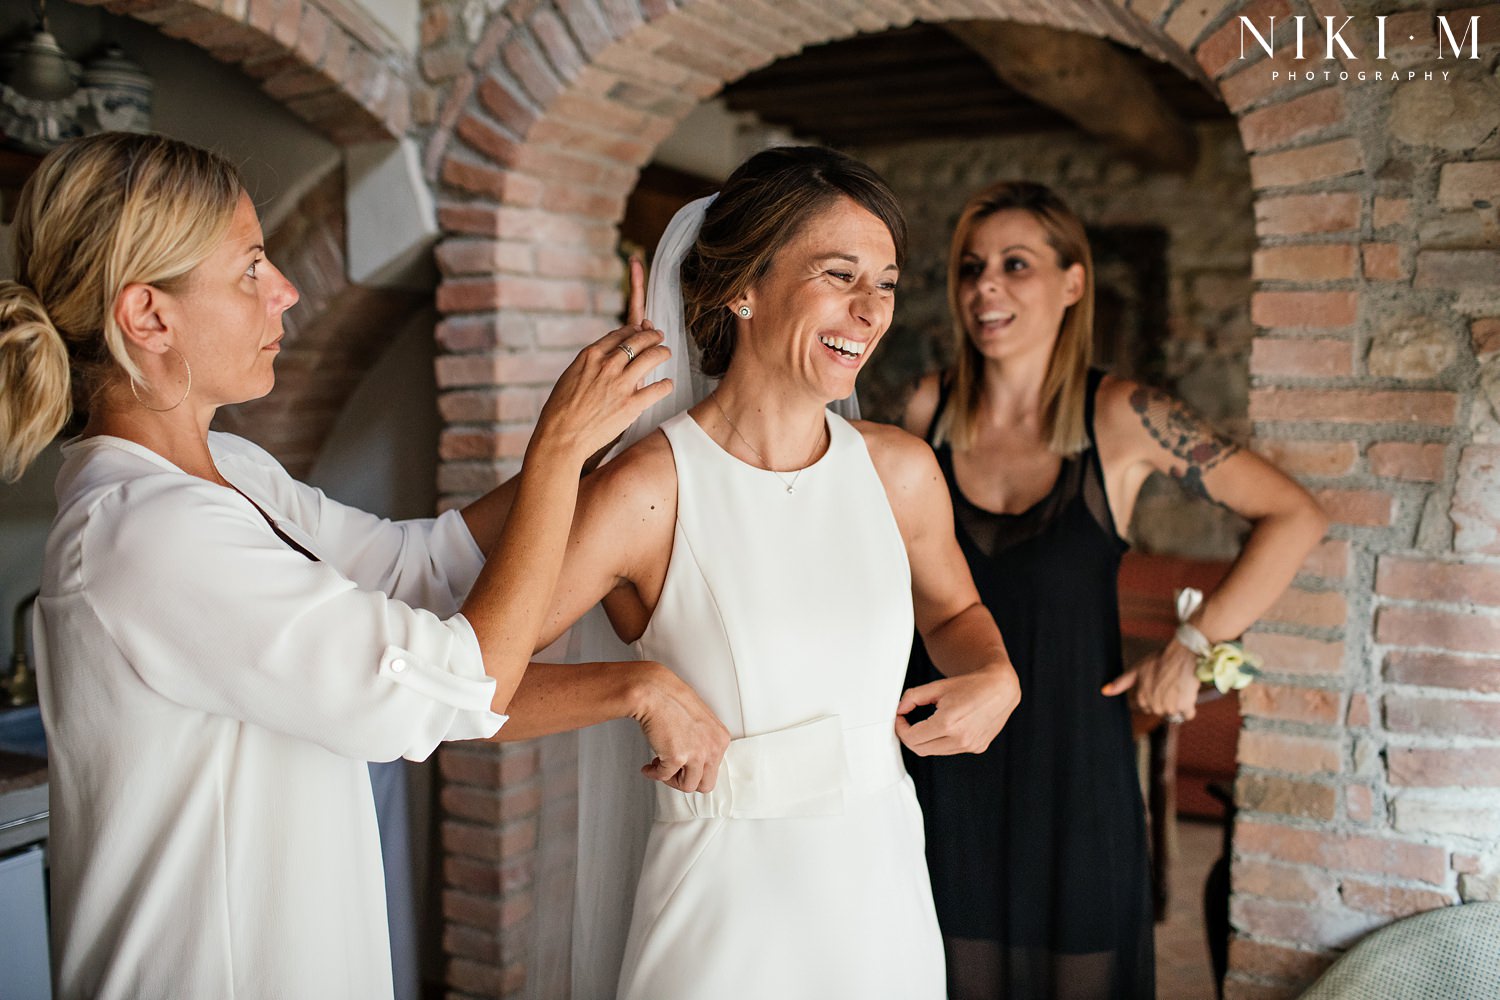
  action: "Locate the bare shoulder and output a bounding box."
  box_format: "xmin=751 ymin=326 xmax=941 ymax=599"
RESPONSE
xmin=852 ymin=419 xmax=944 ymax=498
xmin=1093 ymin=371 xmax=1133 ymax=405
xmin=854 ymin=418 xmax=933 ymax=464
xmin=899 ymin=372 xmax=944 ymax=437
xmin=851 ymin=419 xmax=951 ymax=551
xmin=1093 ymin=372 xmax=1150 ymax=433
xmin=1097 ymin=373 xmax=1242 ymax=477
xmin=580 ymin=430 xmax=677 ymax=521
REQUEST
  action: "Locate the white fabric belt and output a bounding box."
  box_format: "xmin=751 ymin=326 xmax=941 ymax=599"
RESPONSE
xmin=653 ymin=716 xmax=904 ymax=822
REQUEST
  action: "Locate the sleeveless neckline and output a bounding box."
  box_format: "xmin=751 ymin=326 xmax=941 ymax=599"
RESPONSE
xmin=949 ymin=449 xmax=1071 ymax=521
xmin=925 ymin=370 xmax=1127 ymax=558
xmin=676 ymin=408 xmax=838 ymax=481
xmin=620 ymin=401 xmax=940 ymax=1000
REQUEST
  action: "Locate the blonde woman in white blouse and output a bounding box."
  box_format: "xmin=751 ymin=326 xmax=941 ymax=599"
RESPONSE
xmin=0 ymin=132 xmax=727 ymax=1000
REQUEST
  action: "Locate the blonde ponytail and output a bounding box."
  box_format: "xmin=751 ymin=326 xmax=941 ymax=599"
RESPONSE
xmin=0 ymin=281 xmax=70 ymax=481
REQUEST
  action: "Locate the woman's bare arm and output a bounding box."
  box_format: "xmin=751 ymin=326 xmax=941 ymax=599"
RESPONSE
xmin=1098 ymin=378 xmax=1329 ymax=718
xmin=900 ymin=372 xmax=942 ymax=438
xmin=493 ymin=437 xmax=730 ymax=792
xmin=455 ymin=258 xmax=675 ymax=717
xmin=861 ymin=422 xmax=1022 ymax=756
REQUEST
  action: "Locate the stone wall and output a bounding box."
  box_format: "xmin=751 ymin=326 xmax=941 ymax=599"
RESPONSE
xmin=851 ymin=121 xmax=1258 ymax=560
xmin=1202 ymin=9 xmax=1500 ymax=997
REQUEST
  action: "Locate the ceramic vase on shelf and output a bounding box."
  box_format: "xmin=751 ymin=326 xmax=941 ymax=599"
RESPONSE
xmin=82 ymin=45 xmax=151 ymax=133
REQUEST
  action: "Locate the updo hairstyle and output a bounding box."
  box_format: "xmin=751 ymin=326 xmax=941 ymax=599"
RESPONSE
xmin=0 ymin=131 xmax=242 ymax=481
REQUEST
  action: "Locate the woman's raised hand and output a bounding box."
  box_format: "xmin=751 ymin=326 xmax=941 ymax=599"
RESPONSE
xmin=531 ymin=256 xmax=673 ymax=465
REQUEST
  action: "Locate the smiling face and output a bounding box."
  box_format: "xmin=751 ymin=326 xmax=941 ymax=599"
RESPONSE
xmin=166 ymin=191 xmax=299 ymax=407
xmin=735 ymin=195 xmax=899 ymax=402
xmin=955 ymin=208 xmax=1085 ymax=366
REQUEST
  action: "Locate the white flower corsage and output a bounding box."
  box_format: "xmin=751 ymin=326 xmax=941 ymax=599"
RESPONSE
xmin=1174 ymin=588 xmax=1263 ymax=695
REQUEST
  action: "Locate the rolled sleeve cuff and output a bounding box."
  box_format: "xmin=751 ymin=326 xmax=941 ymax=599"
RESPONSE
xmin=381 ymin=612 xmax=506 ymax=759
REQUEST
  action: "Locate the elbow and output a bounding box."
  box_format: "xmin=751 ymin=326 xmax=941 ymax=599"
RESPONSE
xmin=488 ymin=720 xmax=526 ymax=742
xmin=1005 ymin=658 xmax=1022 ymax=703
xmin=1006 ymin=672 xmax=1022 ymax=711
xmin=1263 ymin=487 xmax=1330 ymax=547
xmin=485 ymin=662 xmax=527 ymax=722
xmin=1300 ymin=490 xmax=1332 ymax=546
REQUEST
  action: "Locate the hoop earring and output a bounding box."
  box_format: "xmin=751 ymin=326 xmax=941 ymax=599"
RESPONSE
xmin=129 ymin=345 xmax=192 ymax=412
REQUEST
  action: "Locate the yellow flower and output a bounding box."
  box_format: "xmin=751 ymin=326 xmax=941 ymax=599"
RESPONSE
xmin=1195 ymin=642 xmax=1263 ymax=693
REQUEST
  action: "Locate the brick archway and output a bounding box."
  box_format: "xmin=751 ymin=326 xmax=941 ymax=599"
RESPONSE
xmin=75 ymin=0 xmax=413 ymax=141
xmin=420 ymin=2 xmax=1199 ymax=489
xmin=426 ymin=3 xmax=1500 ymax=997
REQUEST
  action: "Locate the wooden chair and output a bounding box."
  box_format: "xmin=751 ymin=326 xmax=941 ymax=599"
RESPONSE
xmin=1116 ymin=551 xmax=1233 ymax=921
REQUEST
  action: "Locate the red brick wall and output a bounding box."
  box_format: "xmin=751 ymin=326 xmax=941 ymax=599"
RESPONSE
xmin=416 ymin=1 xmax=1500 ymax=997
xmin=1207 ymin=4 xmax=1500 ymax=997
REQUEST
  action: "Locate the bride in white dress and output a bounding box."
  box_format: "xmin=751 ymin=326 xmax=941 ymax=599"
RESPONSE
xmin=501 ymin=147 xmax=1023 ymax=999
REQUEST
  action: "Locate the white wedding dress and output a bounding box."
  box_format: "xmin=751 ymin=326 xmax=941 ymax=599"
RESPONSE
xmin=611 ymin=408 xmax=946 ymax=1000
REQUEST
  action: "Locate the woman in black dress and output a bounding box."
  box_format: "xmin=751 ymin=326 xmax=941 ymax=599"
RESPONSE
xmin=901 ymin=182 xmax=1327 ymax=1000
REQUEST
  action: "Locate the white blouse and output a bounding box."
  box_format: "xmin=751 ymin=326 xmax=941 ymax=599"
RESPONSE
xmin=34 ymin=432 xmax=506 ymax=1000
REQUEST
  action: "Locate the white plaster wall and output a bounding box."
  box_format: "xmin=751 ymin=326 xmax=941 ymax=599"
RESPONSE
xmin=2 ymin=3 xmax=341 ymax=223
xmin=654 ymin=98 xmax=799 ymax=181
xmin=354 ymin=0 xmax=419 ymax=53
xmin=111 ymin=17 xmax=342 ymax=230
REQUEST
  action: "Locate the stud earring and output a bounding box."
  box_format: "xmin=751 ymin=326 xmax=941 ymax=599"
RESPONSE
xmin=738 ymin=306 xmax=751 ymax=318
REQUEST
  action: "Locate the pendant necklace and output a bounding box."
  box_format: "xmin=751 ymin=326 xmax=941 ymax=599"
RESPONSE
xmin=709 ymin=394 xmax=824 ymax=495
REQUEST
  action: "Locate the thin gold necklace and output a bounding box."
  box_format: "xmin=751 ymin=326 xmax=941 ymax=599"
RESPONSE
xmin=709 ymin=394 xmax=825 ymax=495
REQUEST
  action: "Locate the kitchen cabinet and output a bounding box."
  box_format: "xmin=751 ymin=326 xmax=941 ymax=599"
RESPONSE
xmin=0 ymin=845 xmax=50 ymax=999
xmin=0 ymin=711 xmax=51 ymax=1000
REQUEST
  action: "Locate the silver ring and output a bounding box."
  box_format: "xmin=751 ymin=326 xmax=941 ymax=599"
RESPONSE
xmin=1164 ymin=712 xmax=1185 ymax=725
xmin=617 ymin=343 xmax=635 ymax=362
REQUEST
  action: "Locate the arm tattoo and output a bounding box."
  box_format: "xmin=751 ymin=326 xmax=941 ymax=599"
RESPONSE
xmin=1128 ymin=386 xmax=1241 ymax=508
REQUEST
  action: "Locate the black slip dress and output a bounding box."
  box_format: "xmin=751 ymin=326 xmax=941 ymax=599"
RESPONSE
xmin=905 ymin=369 xmax=1155 ymax=1000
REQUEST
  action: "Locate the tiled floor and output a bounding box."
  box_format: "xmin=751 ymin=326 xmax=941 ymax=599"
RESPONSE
xmin=1156 ymin=818 xmax=1227 ymax=999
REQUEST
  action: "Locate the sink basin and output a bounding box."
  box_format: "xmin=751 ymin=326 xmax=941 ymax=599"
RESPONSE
xmin=0 ymin=705 xmax=46 ymax=758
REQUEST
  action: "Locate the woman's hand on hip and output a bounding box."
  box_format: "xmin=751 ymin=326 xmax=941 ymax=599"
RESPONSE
xmin=531 ymin=257 xmax=673 ymax=465
xmin=630 ymin=662 xmax=732 ymax=793
xmin=896 ymin=663 xmax=1021 ymax=756
xmin=1104 ymin=641 xmax=1200 ymax=720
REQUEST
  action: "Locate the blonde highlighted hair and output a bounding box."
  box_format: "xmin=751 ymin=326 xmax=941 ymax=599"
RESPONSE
xmin=934 ymin=181 xmax=1095 ymax=456
xmin=0 ymin=131 xmax=242 ymax=481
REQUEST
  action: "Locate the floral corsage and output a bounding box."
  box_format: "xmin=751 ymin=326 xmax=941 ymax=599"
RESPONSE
xmin=1174 ymin=588 xmax=1263 ymax=695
